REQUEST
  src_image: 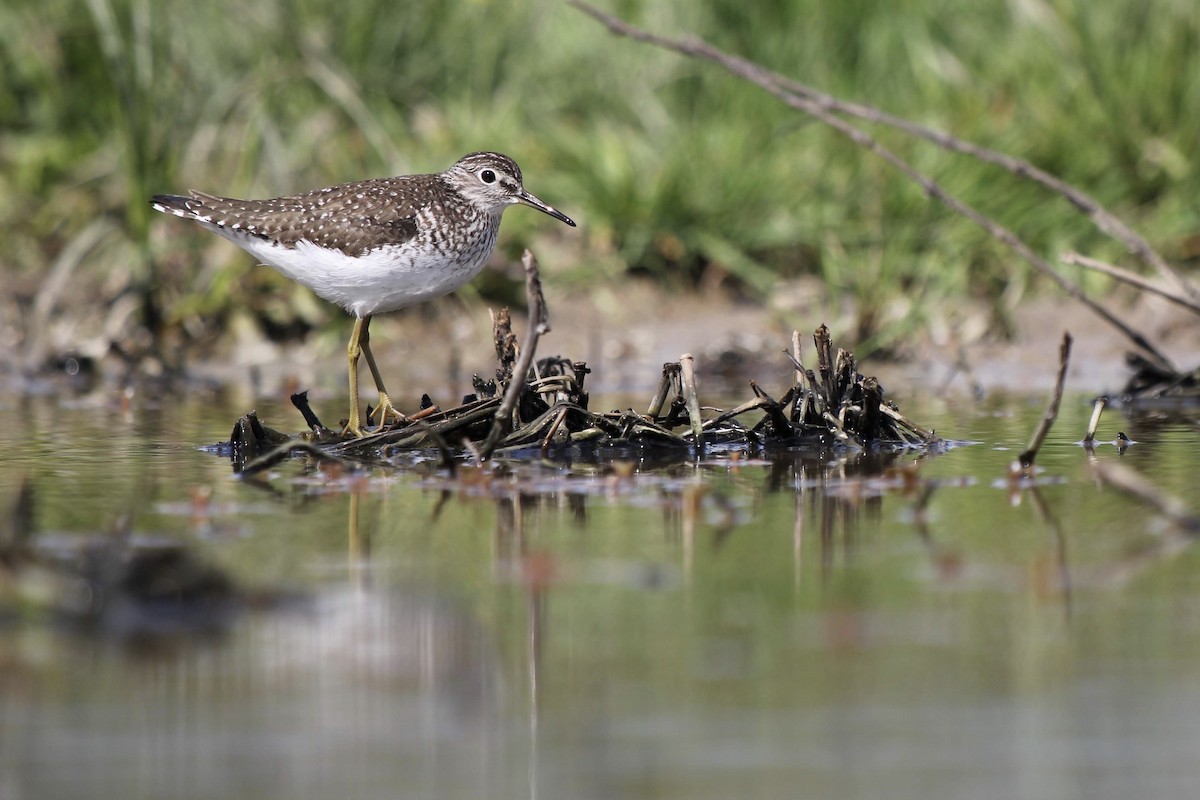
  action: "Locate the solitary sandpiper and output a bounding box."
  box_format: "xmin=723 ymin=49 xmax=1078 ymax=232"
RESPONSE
xmin=151 ymin=151 xmax=576 ymax=436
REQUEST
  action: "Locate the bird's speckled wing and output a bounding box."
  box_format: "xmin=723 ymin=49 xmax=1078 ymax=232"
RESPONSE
xmin=151 ymin=174 xmax=445 ymax=256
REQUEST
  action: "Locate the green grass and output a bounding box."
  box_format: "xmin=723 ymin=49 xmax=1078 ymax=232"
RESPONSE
xmin=2 ymin=0 xmax=1197 ymax=357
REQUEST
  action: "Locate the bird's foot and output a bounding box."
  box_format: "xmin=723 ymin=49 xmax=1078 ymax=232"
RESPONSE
xmin=341 ymin=418 xmax=369 ymax=439
xmin=340 ymin=395 xmax=407 ymax=438
xmin=367 ymin=392 xmax=408 ymax=430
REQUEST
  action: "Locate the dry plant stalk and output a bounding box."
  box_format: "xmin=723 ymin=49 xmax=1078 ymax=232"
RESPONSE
xmin=1083 ymin=396 xmax=1107 ymax=445
xmin=679 ymin=353 xmax=705 ymax=449
xmin=1017 ymin=332 xmax=1073 ymax=473
xmin=479 ymin=250 xmax=551 ymax=461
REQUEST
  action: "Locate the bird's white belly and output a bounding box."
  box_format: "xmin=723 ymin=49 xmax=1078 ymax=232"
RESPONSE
xmin=203 ymin=224 xmax=497 ymax=318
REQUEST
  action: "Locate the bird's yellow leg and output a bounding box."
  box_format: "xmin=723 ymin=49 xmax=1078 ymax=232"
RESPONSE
xmin=344 ymin=316 xmax=368 ymax=437
xmin=359 ymin=317 xmax=406 ymax=428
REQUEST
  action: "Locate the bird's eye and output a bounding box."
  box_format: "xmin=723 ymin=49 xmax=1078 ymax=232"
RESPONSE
xmin=480 ymin=169 xmax=497 ymax=184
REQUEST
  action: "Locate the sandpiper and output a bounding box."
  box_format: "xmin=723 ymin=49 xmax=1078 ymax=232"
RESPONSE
xmin=151 ymin=151 xmax=576 ymax=436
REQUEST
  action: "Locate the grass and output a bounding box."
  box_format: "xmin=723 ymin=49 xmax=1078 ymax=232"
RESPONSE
xmin=2 ymin=0 xmax=1198 ymax=362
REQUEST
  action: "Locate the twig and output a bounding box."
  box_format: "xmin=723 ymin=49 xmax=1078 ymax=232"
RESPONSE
xmin=878 ymin=403 xmax=935 ymax=442
xmin=1017 ymin=332 xmax=1073 ymax=472
xmin=239 ymin=439 xmax=347 ymax=477
xmin=540 ymin=405 xmax=570 ymax=451
xmin=647 ymin=362 xmax=680 ymax=419
xmin=569 ymin=0 xmax=1198 ymax=306
xmin=822 ymin=411 xmax=862 ymax=449
xmin=571 ymin=1 xmax=1179 ymax=373
xmin=478 ymin=250 xmax=550 ymax=461
xmin=332 ymin=397 xmax=498 ymax=452
xmin=1083 ymin=395 xmax=1107 ymax=445
xmin=700 ymin=396 xmax=770 ymax=430
xmin=813 ymin=325 xmax=835 ymax=408
xmin=290 ymin=390 xmax=329 ymax=434
xmin=408 ymin=418 xmax=457 ymax=475
xmin=1061 ymin=252 xmax=1200 ymax=316
xmin=679 ymin=353 xmax=704 ymax=450
xmin=790 ymin=330 xmax=803 ymax=387
xmin=406 ymin=403 xmax=444 ymax=422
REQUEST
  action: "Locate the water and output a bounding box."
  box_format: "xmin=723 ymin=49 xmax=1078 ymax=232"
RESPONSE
xmin=2 ymin=390 xmax=1199 ymax=799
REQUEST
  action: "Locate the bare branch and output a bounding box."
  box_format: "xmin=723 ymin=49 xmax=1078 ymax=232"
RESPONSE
xmin=1017 ymin=332 xmax=1072 ymax=473
xmin=1062 ymin=252 xmax=1200 ymax=316
xmin=478 ymin=250 xmax=551 ymax=460
xmin=571 ymin=1 xmax=1179 ymax=372
xmin=569 ymin=0 xmax=1198 ymax=305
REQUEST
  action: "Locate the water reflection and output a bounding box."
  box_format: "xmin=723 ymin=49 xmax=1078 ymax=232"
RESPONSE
xmin=4 ymin=396 xmax=1200 ymax=798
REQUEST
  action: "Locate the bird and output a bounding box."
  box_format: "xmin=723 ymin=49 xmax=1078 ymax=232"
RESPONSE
xmin=151 ymin=151 xmax=576 ymax=437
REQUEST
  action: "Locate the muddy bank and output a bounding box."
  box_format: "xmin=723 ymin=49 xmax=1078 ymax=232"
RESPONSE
xmin=9 ymin=272 xmax=1200 ymax=411
xmin=169 ymin=280 xmax=1200 ymax=405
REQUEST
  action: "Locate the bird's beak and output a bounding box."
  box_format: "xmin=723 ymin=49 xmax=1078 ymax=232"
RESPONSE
xmin=518 ymin=189 xmax=576 ymax=227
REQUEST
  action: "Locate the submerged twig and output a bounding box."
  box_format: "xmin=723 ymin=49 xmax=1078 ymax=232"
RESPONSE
xmin=1017 ymin=332 xmax=1073 ymax=473
xmin=240 ymin=439 xmax=348 ymax=477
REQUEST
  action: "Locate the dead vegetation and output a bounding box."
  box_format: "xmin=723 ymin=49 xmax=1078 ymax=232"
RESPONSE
xmin=227 ymin=251 xmax=939 ymax=473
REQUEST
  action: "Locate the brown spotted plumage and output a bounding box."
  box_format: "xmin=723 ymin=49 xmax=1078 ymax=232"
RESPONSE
xmin=151 ymin=151 xmax=575 ymax=436
xmin=155 ymin=181 xmax=424 ymax=255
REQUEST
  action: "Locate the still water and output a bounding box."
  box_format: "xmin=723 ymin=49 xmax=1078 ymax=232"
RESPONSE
xmin=2 ymin=389 xmax=1199 ymax=800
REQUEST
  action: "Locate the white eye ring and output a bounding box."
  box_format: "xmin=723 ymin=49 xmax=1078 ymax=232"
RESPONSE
xmin=480 ymin=169 xmax=497 ymax=184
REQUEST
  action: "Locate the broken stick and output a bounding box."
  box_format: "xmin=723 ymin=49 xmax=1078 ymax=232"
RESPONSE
xmin=1017 ymin=332 xmax=1073 ymax=473
xmin=478 ymin=250 xmax=550 ymax=460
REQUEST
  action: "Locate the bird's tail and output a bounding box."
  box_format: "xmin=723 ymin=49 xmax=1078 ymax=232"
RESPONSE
xmin=150 ymin=194 xmax=198 ymax=219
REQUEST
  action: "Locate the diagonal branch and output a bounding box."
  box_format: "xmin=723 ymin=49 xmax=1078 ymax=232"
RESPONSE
xmin=1018 ymin=332 xmax=1072 ymax=473
xmin=1061 ymin=252 xmax=1200 ymax=316
xmin=570 ymin=0 xmax=1198 ymax=306
xmin=571 ymin=0 xmax=1177 ymax=372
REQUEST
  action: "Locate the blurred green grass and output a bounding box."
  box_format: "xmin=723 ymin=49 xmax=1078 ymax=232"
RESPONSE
xmin=2 ymin=0 xmax=1197 ymax=357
